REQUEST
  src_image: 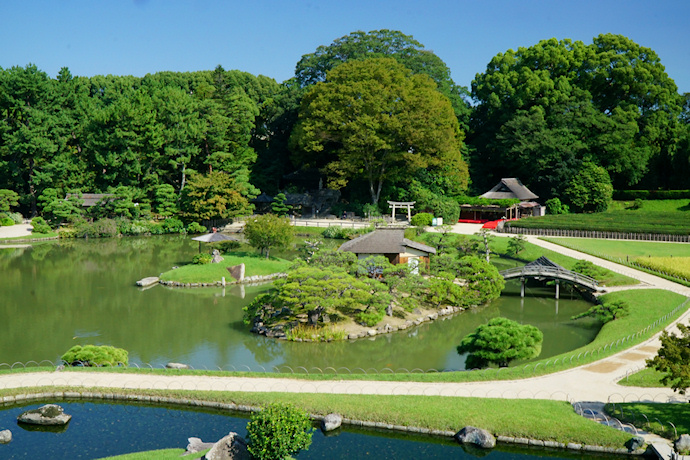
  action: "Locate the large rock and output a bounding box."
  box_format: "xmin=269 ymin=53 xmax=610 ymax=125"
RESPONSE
xmin=675 ymin=434 xmax=690 ymax=453
xmin=321 ymin=413 xmax=342 ymax=432
xmin=211 ymin=249 xmax=224 ymax=264
xmin=203 ymin=432 xmax=250 ymax=460
xmin=0 ymin=429 xmax=11 ymax=443
xmin=17 ymin=404 xmax=71 ymax=426
xmin=227 ymin=263 xmax=245 ymax=282
xmin=165 ymin=362 xmax=190 ymax=370
xmin=626 ymin=435 xmax=645 ymax=451
xmin=186 ymin=437 xmax=215 ymax=454
xmin=454 ymin=426 xmax=496 ymax=449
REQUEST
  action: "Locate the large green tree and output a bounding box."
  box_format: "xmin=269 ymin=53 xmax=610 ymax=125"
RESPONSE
xmin=291 ymin=57 xmax=467 ymax=205
xmin=294 ymin=29 xmax=471 ymax=127
xmin=469 ymin=34 xmax=682 ymax=199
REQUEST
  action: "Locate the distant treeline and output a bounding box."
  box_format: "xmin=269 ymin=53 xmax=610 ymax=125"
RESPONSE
xmin=1 ymin=30 xmax=688 ymax=221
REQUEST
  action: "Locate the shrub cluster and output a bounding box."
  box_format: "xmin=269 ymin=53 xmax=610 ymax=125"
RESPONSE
xmin=410 ymin=212 xmax=433 ymax=227
xmin=61 ymin=344 xmax=129 ymax=367
xmin=30 ymin=216 xmax=52 ymax=234
xmin=192 ymin=253 xmax=214 ymax=264
xmin=246 ymin=403 xmax=314 ymax=460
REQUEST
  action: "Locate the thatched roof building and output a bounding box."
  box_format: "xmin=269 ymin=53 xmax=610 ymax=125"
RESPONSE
xmin=480 ymin=178 xmax=538 ymax=201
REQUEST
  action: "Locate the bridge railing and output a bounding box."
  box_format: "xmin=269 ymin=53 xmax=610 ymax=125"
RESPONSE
xmin=499 ymin=266 xmax=599 ymax=288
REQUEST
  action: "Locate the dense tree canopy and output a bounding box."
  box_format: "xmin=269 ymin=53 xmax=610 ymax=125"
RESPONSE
xmin=291 ymin=57 xmax=467 ymax=205
xmin=469 ymin=34 xmax=682 ymax=200
xmin=294 ymin=29 xmax=471 ymax=128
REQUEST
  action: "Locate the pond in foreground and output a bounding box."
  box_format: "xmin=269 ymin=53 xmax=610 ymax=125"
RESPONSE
xmin=0 ymin=401 xmax=626 ymax=459
xmin=0 ymin=236 xmax=600 ymax=370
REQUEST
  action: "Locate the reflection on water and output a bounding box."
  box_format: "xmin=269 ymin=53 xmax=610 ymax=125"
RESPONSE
xmin=0 ymin=237 xmax=599 ymax=370
xmin=0 ymin=401 xmax=625 ymax=459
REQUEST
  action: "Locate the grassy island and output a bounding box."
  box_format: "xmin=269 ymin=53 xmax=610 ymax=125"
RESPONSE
xmin=159 ymin=252 xmax=291 ymax=284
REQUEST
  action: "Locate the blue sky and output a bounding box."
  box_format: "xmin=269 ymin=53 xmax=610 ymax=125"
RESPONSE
xmin=1 ymin=0 xmax=688 ymax=93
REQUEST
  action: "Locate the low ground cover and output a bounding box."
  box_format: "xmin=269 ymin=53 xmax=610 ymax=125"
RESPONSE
xmin=0 ymin=387 xmax=631 ymax=448
xmin=618 ymin=368 xmax=667 ymax=388
xmin=506 ymin=210 xmax=690 ymax=235
xmin=159 ymin=252 xmax=291 ymax=283
xmin=99 ymin=449 xmax=207 ymax=460
xmin=0 ymin=231 xmax=58 ymax=240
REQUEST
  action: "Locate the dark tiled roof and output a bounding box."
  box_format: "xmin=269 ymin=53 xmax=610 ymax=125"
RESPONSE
xmin=65 ymin=193 xmax=116 ymax=207
xmin=525 ymin=256 xmax=565 ymax=270
xmin=480 ymin=178 xmax=538 ymax=201
xmin=339 ymin=229 xmax=436 ymax=255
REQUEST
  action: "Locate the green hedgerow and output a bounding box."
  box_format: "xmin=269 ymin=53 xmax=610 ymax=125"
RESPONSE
xmin=246 ymin=403 xmax=314 ymax=460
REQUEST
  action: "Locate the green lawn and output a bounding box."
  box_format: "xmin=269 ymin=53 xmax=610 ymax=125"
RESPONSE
xmin=544 ymin=237 xmax=690 ymax=285
xmin=0 ymin=231 xmax=58 ymax=240
xmin=618 ymin=367 xmax=668 ymax=388
xmin=98 ymin=449 xmax=206 ymax=460
xmin=606 ymin=402 xmax=690 ymax=440
xmin=507 ymin=209 xmax=690 ymax=235
xmin=159 ymin=252 xmax=291 ymax=283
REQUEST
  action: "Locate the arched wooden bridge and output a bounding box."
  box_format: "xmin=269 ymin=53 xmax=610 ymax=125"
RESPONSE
xmin=499 ymin=256 xmax=603 ymax=298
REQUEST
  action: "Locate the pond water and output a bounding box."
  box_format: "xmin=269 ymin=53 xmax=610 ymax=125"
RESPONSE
xmin=0 ymin=236 xmax=600 ymax=371
xmin=0 ymin=401 xmax=625 ymax=459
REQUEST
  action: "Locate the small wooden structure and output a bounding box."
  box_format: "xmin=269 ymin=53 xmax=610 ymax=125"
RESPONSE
xmin=387 ymin=201 xmax=415 ymax=221
xmin=338 ymin=228 xmax=435 ymax=274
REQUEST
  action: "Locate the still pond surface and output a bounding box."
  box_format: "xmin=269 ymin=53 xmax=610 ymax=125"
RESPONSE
xmin=0 ymin=236 xmax=600 ymax=370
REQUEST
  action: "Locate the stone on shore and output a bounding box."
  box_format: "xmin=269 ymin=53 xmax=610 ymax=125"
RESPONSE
xmin=321 ymin=413 xmax=342 ymax=432
xmin=675 ymin=434 xmax=690 ymax=453
xmin=186 ymin=437 xmax=215 ymax=454
xmin=136 ymin=276 xmax=159 ymax=287
xmin=203 ymin=431 xmax=249 ymax=460
xmin=454 ymin=426 xmax=496 ymax=449
xmin=166 ymin=362 xmax=190 ymax=370
xmin=227 ymin=263 xmax=245 ymax=282
xmin=0 ymin=429 xmax=11 ymax=444
xmin=17 ymin=404 xmax=71 ymax=426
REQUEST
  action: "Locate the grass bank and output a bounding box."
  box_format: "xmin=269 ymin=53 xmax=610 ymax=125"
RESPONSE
xmin=618 ymin=367 xmax=668 ymax=388
xmin=0 ymin=386 xmax=631 ymax=448
xmin=605 ymin=402 xmax=690 ymax=440
xmin=159 ymin=252 xmax=291 ymax=283
xmin=99 ymin=449 xmax=206 ymax=460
